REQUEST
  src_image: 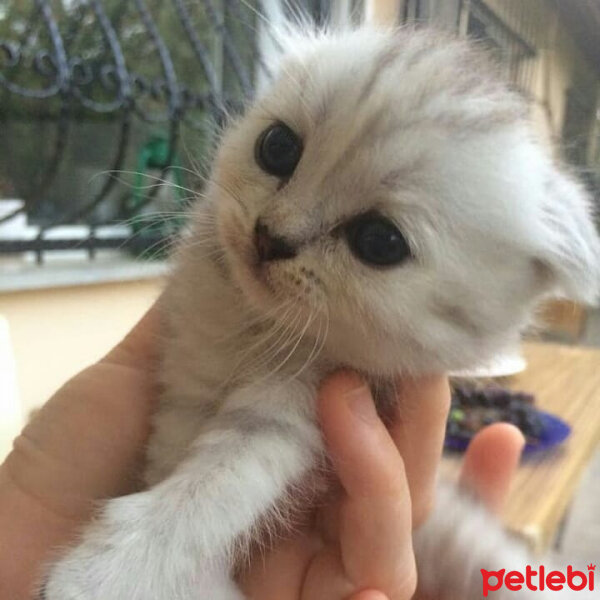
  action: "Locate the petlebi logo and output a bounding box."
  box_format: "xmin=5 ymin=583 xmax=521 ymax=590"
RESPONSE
xmin=481 ymin=564 xmax=596 ymax=596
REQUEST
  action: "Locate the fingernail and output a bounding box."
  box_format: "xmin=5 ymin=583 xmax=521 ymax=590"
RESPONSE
xmin=344 ymin=383 xmax=378 ymax=425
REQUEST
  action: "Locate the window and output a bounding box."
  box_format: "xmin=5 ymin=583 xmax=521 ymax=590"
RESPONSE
xmin=400 ymin=0 xmax=538 ymax=94
xmin=0 ymin=0 xmax=333 ymax=267
xmin=0 ymin=0 xmax=267 ymax=264
xmin=458 ymin=0 xmax=536 ymax=93
xmin=563 ymin=85 xmax=600 ymax=199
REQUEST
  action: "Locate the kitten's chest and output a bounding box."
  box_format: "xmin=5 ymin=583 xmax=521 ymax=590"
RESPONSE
xmin=147 ymin=353 xmax=328 ymax=486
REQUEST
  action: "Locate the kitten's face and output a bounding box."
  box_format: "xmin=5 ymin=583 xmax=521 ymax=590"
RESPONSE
xmin=206 ymin=28 xmax=599 ymax=375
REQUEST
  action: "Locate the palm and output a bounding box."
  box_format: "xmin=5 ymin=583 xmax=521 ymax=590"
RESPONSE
xmin=6 ymin=360 xmax=153 ymax=523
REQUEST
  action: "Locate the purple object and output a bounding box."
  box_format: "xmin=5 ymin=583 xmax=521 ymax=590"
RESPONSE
xmin=444 ymin=410 xmax=571 ymax=455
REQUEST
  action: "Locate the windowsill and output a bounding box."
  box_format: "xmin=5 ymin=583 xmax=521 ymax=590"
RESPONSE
xmin=0 ymin=251 xmax=169 ymax=293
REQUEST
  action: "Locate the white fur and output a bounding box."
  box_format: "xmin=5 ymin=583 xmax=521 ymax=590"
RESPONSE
xmin=44 ymin=25 xmax=600 ymax=600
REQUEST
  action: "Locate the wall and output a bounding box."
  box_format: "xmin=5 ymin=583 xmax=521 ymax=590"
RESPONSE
xmin=0 ymin=278 xmax=163 ymax=459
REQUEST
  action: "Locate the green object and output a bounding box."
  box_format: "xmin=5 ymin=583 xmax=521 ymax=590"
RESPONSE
xmin=450 ymin=408 xmax=465 ymax=422
xmin=127 ymin=135 xmax=187 ymax=258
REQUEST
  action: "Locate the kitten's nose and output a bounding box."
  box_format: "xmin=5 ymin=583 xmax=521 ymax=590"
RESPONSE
xmin=254 ymin=220 xmax=297 ymax=262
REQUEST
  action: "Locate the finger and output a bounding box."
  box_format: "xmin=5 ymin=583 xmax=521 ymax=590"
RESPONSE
xmin=315 ymin=489 xmax=343 ymax=544
xmin=387 ymin=376 xmax=450 ymax=526
xmin=102 ymin=301 xmax=163 ymax=370
xmin=4 ymin=307 xmax=163 ymax=520
xmin=459 ymin=423 xmax=525 ymax=513
xmin=7 ymin=361 xmax=155 ymax=517
xmin=349 ymin=592 xmax=389 ymax=600
xmin=237 ymin=529 xmax=322 ymax=599
xmin=318 ymin=372 xmax=417 ymax=599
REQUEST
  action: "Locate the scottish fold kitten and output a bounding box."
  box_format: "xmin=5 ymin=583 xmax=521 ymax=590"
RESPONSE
xmin=44 ymin=25 xmax=599 ymax=600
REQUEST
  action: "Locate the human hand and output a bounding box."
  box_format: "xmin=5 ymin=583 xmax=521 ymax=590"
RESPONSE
xmin=239 ymin=373 xmax=525 ymax=600
xmin=0 ymin=308 xmax=524 ymax=600
xmin=0 ymin=307 xmax=160 ymax=599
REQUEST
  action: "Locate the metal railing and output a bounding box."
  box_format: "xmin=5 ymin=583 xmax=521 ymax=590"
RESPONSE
xmin=1 ymin=0 xmax=596 ymax=267
xmin=0 ymin=0 xmax=264 ymax=262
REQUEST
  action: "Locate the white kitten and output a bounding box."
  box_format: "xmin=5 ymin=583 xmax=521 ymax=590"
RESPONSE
xmin=43 ymin=25 xmax=600 ymax=600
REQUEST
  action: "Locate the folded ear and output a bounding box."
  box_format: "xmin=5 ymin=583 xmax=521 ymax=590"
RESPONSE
xmin=536 ymin=169 xmax=600 ymax=304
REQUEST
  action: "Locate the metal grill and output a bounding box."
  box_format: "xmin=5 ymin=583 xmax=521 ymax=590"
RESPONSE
xmin=402 ymin=1 xmax=540 ymax=96
xmin=1 ymin=0 xmax=596 ymax=268
xmin=0 ymin=0 xmax=267 ymax=262
xmin=458 ymin=0 xmax=538 ymax=95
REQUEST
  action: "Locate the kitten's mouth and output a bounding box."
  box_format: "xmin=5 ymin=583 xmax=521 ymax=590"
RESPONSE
xmin=250 ymin=260 xmax=277 ymax=294
xmin=221 ymin=221 xmax=281 ymax=305
xmin=237 ymin=224 xmax=295 ymax=296
xmin=241 ymin=245 xmax=318 ymax=310
xmin=220 ymin=216 xmax=322 ymax=312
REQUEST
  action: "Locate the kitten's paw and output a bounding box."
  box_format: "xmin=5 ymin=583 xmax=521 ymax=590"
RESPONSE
xmin=42 ymin=555 xmax=97 ymax=600
xmin=43 ymin=548 xmax=246 ymax=600
xmin=42 ymin=546 xmax=161 ymax=600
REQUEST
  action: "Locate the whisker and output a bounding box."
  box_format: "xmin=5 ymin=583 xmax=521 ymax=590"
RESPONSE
xmin=235 ymin=304 xmax=305 ymax=384
xmin=236 ymin=305 xmax=305 ymax=382
xmin=288 ymin=303 xmax=329 ymax=382
xmin=258 ymin=306 xmax=317 ymax=384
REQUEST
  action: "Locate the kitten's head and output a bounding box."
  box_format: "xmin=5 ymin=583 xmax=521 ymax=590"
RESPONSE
xmin=204 ymin=27 xmax=600 ymax=375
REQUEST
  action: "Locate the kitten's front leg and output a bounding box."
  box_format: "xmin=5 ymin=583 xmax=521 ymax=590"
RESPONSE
xmin=44 ymin=381 xmax=321 ymax=600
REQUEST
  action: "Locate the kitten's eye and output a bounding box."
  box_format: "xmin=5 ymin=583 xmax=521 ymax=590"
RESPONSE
xmin=255 ymin=122 xmax=303 ymax=178
xmin=345 ymin=213 xmax=412 ymax=267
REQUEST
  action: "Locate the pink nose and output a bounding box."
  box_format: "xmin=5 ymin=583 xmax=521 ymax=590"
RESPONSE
xmin=254 ymin=221 xmax=297 ymax=262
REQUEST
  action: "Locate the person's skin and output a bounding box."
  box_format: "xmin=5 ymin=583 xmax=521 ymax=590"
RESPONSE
xmin=0 ymin=307 xmax=524 ymax=600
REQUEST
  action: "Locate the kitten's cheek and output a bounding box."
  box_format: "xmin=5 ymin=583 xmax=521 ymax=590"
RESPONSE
xmin=218 ymin=218 xmax=264 ymax=291
xmin=225 ymin=250 xmax=278 ymax=309
xmin=218 ymin=216 xmax=252 ymax=260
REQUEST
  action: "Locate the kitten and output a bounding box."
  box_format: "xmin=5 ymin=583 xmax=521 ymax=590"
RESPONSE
xmin=44 ymin=25 xmax=599 ymax=600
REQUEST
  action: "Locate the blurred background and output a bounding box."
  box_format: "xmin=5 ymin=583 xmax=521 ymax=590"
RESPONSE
xmin=0 ymin=0 xmax=599 ymax=561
